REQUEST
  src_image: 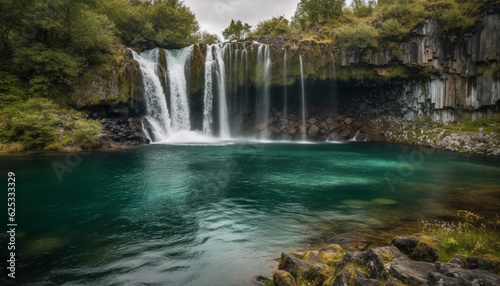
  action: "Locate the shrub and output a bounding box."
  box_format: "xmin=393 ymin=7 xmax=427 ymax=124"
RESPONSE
xmin=0 ymin=98 xmax=60 ymax=150
xmin=251 ymin=16 xmax=292 ymax=36
xmin=336 ymin=24 xmax=378 ymax=49
xmin=71 ymin=118 xmax=102 ymax=149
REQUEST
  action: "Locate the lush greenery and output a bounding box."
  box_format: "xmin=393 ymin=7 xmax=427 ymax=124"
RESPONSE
xmin=248 ymin=0 xmax=494 ymax=54
xmin=0 ymin=0 xmax=212 ymax=151
xmin=222 ymin=19 xmax=252 ymax=41
xmin=250 ymin=16 xmax=292 ymax=37
xmin=0 ymin=98 xmax=101 ymax=151
xmin=421 ymin=211 xmax=500 ymax=267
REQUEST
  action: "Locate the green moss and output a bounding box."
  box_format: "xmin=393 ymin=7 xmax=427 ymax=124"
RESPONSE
xmin=380 ymin=253 xmax=394 ymax=264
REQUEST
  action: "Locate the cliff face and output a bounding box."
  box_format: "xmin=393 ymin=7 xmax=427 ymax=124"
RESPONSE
xmin=71 ymin=45 xmax=146 ymax=116
xmin=336 ymin=12 xmax=500 ymax=122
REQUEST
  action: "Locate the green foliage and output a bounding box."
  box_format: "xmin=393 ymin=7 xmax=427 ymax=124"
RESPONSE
xmin=421 ymin=211 xmax=500 ymax=264
xmin=13 ymin=44 xmax=84 ymax=97
xmin=335 ymin=24 xmax=378 ymax=50
xmin=0 ymin=98 xmax=103 ymax=151
xmin=251 ymin=16 xmax=292 ymax=36
xmin=0 ymin=98 xmax=60 ymax=150
xmin=193 ymin=31 xmax=220 ymax=44
xmin=351 ymin=0 xmax=376 ymax=17
xmin=70 ymin=118 xmax=102 ymax=148
xmin=71 ymin=9 xmax=116 ymax=54
xmin=222 ymin=20 xmax=252 ymax=41
xmin=292 ymin=0 xmax=346 ymax=30
xmin=98 ymin=0 xmax=199 ymax=49
xmin=0 ymin=72 xmax=25 ymax=110
xmin=380 ymin=18 xmax=404 ymax=41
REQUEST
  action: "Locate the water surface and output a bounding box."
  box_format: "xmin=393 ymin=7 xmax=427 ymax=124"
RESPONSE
xmin=1 ymin=142 xmax=499 ymax=285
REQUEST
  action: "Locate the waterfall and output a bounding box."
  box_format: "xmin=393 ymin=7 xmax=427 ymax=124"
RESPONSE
xmin=203 ymin=45 xmax=214 ymax=136
xmin=131 ymin=49 xmax=171 ymax=142
xmin=330 ymin=52 xmax=338 ymax=110
xmin=133 ymin=43 xmax=278 ymax=142
xmin=214 ymin=44 xmax=230 ymax=138
xmin=255 ymin=44 xmax=272 ymax=137
xmin=283 ymin=50 xmax=288 ymax=118
xmin=299 ymin=55 xmax=307 ymax=141
xmin=164 ymin=46 xmax=194 ymax=132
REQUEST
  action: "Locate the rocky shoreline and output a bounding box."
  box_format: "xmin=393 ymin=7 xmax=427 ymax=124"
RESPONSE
xmin=259 ymin=237 xmax=500 ymax=286
xmin=383 ymin=122 xmax=500 ymax=156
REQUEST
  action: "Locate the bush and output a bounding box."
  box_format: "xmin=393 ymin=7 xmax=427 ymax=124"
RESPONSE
xmin=71 ymin=118 xmax=102 ymax=149
xmin=380 ymin=18 xmax=404 ymax=41
xmin=336 ymin=24 xmax=378 ymax=49
xmin=251 ymin=16 xmax=292 ymax=36
xmin=0 ymin=98 xmax=60 ymax=150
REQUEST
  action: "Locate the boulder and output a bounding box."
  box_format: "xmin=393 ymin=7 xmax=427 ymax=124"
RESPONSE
xmin=299 ymin=125 xmax=307 ymax=134
xmin=273 ymin=270 xmax=297 ymax=286
xmin=391 ymin=237 xmax=438 ymax=262
xmin=329 ymin=133 xmax=344 ymax=141
xmin=279 ymin=117 xmax=289 ymax=126
xmin=307 ymin=125 xmax=320 ymax=137
xmin=386 ymin=259 xmax=435 ymax=285
xmin=429 ymin=262 xmax=500 ymax=286
xmin=340 ymin=251 xmax=385 ymax=279
xmin=279 ymin=253 xmax=311 ymax=277
xmin=306 ymin=263 xmax=331 ymax=285
xmin=308 ymin=118 xmax=317 ymax=124
xmin=344 ymin=118 xmax=353 ymax=125
xmin=333 ymin=268 xmax=380 ymax=286
xmin=340 ymin=129 xmax=351 ymax=139
xmin=370 ymin=246 xmax=407 ymax=264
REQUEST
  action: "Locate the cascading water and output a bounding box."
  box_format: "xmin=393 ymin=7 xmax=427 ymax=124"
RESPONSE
xmin=134 ymin=43 xmax=279 ymax=142
xmin=131 ymin=49 xmax=171 ymax=142
xmin=299 ymin=55 xmax=307 ymax=141
xmin=214 ymin=44 xmax=230 ymax=138
xmin=203 ymin=45 xmax=214 ymax=136
xmin=283 ymin=49 xmax=288 ymax=118
xmin=164 ymin=46 xmax=194 ymax=132
xmin=255 ymin=45 xmax=272 ymax=137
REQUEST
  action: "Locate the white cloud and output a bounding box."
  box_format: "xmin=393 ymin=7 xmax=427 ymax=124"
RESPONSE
xmin=183 ymin=0 xmax=301 ymax=39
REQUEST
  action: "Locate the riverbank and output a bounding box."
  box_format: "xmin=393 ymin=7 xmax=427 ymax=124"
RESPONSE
xmin=260 ymin=211 xmax=500 ymax=286
xmin=261 ymin=237 xmax=500 ymax=286
xmin=381 ymin=116 xmax=500 ymax=156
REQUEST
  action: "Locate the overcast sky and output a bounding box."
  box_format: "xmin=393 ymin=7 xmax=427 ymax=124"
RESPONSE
xmin=184 ymin=0 xmax=354 ymax=39
xmin=183 ymin=0 xmax=301 ymax=39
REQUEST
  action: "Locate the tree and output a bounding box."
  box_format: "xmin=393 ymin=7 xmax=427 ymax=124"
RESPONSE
xmin=222 ymin=20 xmax=251 ymax=41
xmin=292 ymin=0 xmax=345 ymax=30
xmin=351 ymin=0 xmax=376 ymax=17
xmin=251 ymin=16 xmax=291 ymax=36
xmin=0 ymin=98 xmax=60 ymax=150
xmin=193 ymin=31 xmax=220 ymax=44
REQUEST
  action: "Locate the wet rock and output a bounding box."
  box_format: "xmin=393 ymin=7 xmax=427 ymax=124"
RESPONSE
xmin=386 ymin=259 xmax=435 ymax=285
xmin=333 ymin=268 xmax=380 ymax=286
xmin=391 ymin=237 xmax=438 ymax=262
xmin=298 ymin=125 xmax=307 ymax=134
xmin=340 ymin=129 xmax=351 ymax=139
xmin=273 ymin=270 xmax=297 ymax=286
xmin=306 ymin=263 xmax=331 ymax=285
xmin=308 ymin=118 xmax=317 ymax=125
xmin=279 ymin=117 xmax=289 ymax=126
xmin=279 ymin=253 xmax=311 ymax=277
xmin=370 ymin=246 xmax=407 ymax=264
xmin=307 ymin=125 xmax=320 ymax=137
xmin=429 ymin=262 xmax=500 ymax=286
xmin=329 ymin=133 xmax=344 ymax=141
xmin=340 ymin=250 xmax=385 ymax=279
